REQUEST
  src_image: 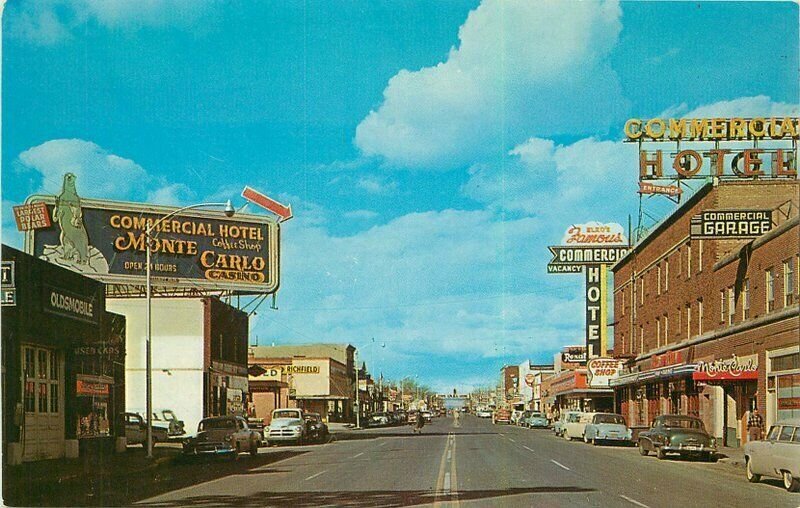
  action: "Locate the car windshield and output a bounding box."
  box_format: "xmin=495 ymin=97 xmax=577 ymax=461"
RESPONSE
xmin=595 ymin=414 xmax=624 ymax=425
xmin=273 ymin=410 xmax=301 ymax=419
xmin=530 ymin=413 xmax=543 ymax=418
xmin=662 ymin=418 xmax=703 ymax=430
xmin=198 ymin=419 xmax=236 ymax=431
xmin=162 ymin=410 xmax=176 ymax=421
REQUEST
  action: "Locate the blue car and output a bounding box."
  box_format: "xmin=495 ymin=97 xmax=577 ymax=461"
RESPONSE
xmin=522 ymin=412 xmax=549 ymax=429
xmin=583 ymin=413 xmax=632 ymax=445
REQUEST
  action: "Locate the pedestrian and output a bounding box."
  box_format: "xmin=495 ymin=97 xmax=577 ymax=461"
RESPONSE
xmin=453 ymin=408 xmax=461 ymax=427
xmin=747 ymin=407 xmax=764 ymax=442
xmin=414 ymin=413 xmax=425 ymax=434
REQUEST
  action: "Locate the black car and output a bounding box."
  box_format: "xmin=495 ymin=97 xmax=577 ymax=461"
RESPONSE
xmin=303 ymin=412 xmax=330 ymax=443
xmin=182 ymin=416 xmax=261 ymax=459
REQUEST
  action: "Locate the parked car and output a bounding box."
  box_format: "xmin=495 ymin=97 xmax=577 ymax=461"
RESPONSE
xmin=303 ymin=412 xmax=330 ymax=443
xmin=744 ymin=418 xmax=800 ymax=492
xmin=421 ymin=410 xmax=433 ymax=423
xmin=523 ymin=412 xmax=549 ymax=429
xmin=246 ymin=417 xmax=266 ymax=440
xmin=553 ymin=411 xmax=580 ymax=437
xmin=407 ymin=411 xmax=418 ymax=424
xmin=369 ymin=412 xmax=391 ymax=427
xmin=511 ymin=410 xmax=525 ymax=425
xmin=583 ymin=413 xmax=632 ymax=445
xmin=638 ymin=415 xmax=716 ymax=461
xmin=265 ymin=408 xmax=308 ymax=445
xmin=130 ymin=407 xmax=185 ymax=436
xmin=563 ymin=412 xmax=591 ymax=440
xmin=123 ymin=412 xmax=169 ymax=447
xmin=182 ymin=415 xmax=260 ymax=459
xmin=494 ymin=408 xmax=512 ymax=424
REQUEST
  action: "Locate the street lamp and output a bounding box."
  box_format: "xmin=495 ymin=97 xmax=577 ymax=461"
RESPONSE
xmin=145 ymin=200 xmax=234 ymax=458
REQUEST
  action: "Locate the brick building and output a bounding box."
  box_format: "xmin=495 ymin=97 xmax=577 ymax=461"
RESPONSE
xmin=611 ymin=180 xmax=799 ymax=448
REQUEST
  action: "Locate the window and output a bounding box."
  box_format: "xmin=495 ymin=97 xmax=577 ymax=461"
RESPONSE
xmin=697 ymin=240 xmax=703 ymax=272
xmin=676 ymin=305 xmax=681 ymax=332
xmin=743 ymin=278 xmax=750 ymax=320
xmin=686 ymin=304 xmax=692 ymax=339
xmin=664 ymin=259 xmax=669 ymax=292
xmin=779 ymin=425 xmax=795 ymax=442
xmin=766 ymin=425 xmax=780 ymax=441
xmin=621 ymin=288 xmax=626 ymax=316
xmin=663 ymin=314 xmax=669 ymax=343
xmin=720 ymin=290 xmax=726 ymax=323
xmin=656 ymin=318 xmax=661 ymax=347
xmin=638 ymin=325 xmax=643 ymax=354
xmin=697 ymin=298 xmax=703 ymax=335
xmin=687 ymin=243 xmax=692 ymax=278
xmin=22 ymin=346 xmax=58 ymax=414
xmin=677 ymin=248 xmax=682 ymax=275
xmin=727 ymin=286 xmax=735 ymax=325
xmin=640 ymin=277 xmax=644 ymax=306
xmin=766 ymin=267 xmax=775 ymax=312
xmin=657 ymin=264 xmax=662 ymax=295
xmin=784 ymin=260 xmax=795 ymax=306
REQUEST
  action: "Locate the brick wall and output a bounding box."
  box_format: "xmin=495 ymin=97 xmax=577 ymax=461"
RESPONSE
xmin=613 ymin=181 xmax=799 ymax=358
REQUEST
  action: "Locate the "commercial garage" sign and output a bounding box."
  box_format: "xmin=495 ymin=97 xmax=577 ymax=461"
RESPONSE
xmin=689 ymin=209 xmax=773 ymax=239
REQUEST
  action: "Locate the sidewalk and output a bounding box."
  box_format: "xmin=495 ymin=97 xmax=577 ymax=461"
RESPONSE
xmin=716 ymin=446 xmax=746 ymax=469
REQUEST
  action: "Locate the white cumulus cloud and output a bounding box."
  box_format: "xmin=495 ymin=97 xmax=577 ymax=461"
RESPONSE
xmin=354 ymin=0 xmax=627 ymax=169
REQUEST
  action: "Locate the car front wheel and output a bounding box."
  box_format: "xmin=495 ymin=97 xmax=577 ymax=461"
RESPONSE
xmin=638 ymin=441 xmax=649 ymax=456
xmin=783 ymin=471 xmax=800 ymax=492
xmin=656 ymin=447 xmax=667 ymax=460
xmin=745 ymin=459 xmax=760 ymax=483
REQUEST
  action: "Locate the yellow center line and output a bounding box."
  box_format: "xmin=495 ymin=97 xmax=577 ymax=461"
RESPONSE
xmin=450 ymin=434 xmax=460 ymax=507
xmin=433 ymin=433 xmax=451 ymax=507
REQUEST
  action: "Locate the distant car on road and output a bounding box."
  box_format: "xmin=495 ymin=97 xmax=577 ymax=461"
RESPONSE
xmin=182 ymin=416 xmax=260 ymax=459
xmin=493 ymin=408 xmax=512 ymax=425
xmin=476 ymin=409 xmax=493 ymax=418
xmin=129 ymin=407 xmax=186 ymax=437
xmin=265 ymin=408 xmax=308 ymax=445
xmin=368 ymin=412 xmax=391 ymax=427
xmin=511 ymin=410 xmax=525 ymax=425
xmin=638 ymin=415 xmax=716 ymax=461
xmin=123 ymin=412 xmax=169 ymax=447
xmin=421 ymin=411 xmax=433 ymax=423
xmin=744 ymin=418 xmax=800 ymax=492
xmin=583 ymin=413 xmax=632 ymax=445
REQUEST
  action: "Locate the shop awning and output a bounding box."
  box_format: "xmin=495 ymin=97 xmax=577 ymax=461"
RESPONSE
xmin=611 ymin=363 xmax=698 ymax=387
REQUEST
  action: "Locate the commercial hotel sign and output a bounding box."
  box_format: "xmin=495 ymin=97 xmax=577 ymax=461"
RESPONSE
xmin=26 ymin=183 xmax=279 ymax=293
xmin=624 ymin=117 xmax=798 ymax=181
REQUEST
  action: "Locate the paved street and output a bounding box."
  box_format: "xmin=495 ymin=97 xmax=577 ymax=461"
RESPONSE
xmin=134 ymin=415 xmax=798 ymax=508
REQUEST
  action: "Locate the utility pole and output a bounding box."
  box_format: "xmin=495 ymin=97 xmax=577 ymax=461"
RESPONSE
xmin=355 ymin=350 xmax=360 ymax=429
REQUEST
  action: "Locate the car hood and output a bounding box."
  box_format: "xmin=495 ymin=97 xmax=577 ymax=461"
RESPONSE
xmin=270 ymin=418 xmax=303 ymax=428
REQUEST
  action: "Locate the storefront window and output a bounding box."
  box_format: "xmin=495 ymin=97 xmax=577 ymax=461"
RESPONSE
xmin=777 ymin=374 xmax=800 ymax=421
xmin=24 ymin=381 xmax=35 ymax=413
xmin=23 ymin=346 xmax=59 ymax=414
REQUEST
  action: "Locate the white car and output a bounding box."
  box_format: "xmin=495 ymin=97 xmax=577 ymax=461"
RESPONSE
xmin=563 ymin=412 xmax=592 ymax=441
xmin=744 ymin=418 xmax=800 ymax=492
xmin=265 ymin=408 xmax=308 ymax=445
xmin=583 ymin=413 xmax=632 ymax=445
xmin=476 ymin=410 xmax=493 ymax=418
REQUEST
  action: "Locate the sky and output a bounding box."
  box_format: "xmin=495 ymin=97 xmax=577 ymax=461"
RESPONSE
xmin=2 ymin=0 xmax=798 ymax=393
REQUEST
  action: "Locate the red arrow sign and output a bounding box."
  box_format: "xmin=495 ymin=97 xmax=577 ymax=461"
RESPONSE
xmin=241 ymin=186 xmax=293 ymax=222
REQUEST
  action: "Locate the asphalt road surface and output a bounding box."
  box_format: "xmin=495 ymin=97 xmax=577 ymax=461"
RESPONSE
xmin=136 ymin=414 xmax=798 ymax=508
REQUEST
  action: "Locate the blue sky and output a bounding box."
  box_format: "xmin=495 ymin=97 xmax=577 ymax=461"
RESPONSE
xmin=3 ymin=0 xmax=798 ymax=392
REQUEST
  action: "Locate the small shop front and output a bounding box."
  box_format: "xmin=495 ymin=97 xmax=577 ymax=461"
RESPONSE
xmin=612 ymin=350 xmax=699 ymax=428
xmin=2 ymin=246 xmax=126 ymax=465
xmin=693 ymin=353 xmax=758 ymax=448
xmin=550 ymin=370 xmax=613 ymax=414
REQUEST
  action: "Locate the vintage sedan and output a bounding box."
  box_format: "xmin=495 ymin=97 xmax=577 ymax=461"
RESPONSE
xmin=744 ymin=418 xmax=800 ymax=492
xmin=553 ymin=411 xmax=580 ymax=437
xmin=303 ymin=412 xmax=330 ymax=443
xmin=523 ymin=412 xmax=550 ymax=429
xmin=123 ymin=412 xmax=170 ymax=447
xmin=638 ymin=415 xmax=716 ymax=461
xmin=563 ymin=412 xmax=591 ymax=440
xmin=182 ymin=416 xmax=260 ymax=459
xmin=583 ymin=413 xmax=632 ymax=445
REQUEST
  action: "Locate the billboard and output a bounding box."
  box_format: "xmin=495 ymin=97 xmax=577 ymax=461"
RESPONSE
xmin=27 ymin=194 xmax=279 ymax=294
xmin=547 ymin=222 xmax=628 ymax=270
